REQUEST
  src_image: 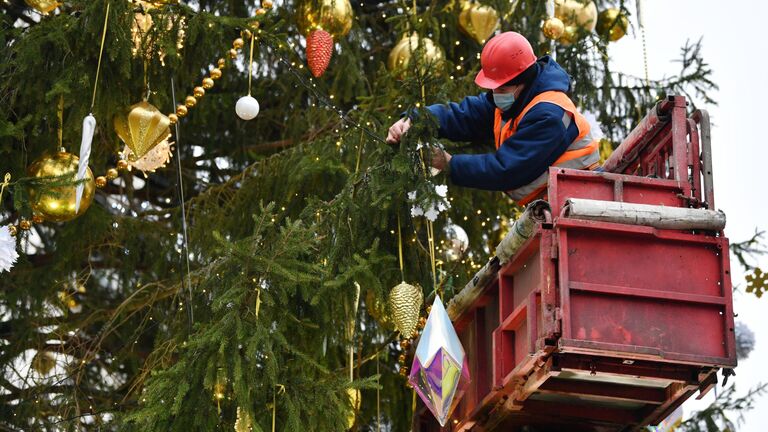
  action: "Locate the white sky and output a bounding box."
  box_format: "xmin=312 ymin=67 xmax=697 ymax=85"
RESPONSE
xmin=607 ymin=1 xmax=768 ymax=429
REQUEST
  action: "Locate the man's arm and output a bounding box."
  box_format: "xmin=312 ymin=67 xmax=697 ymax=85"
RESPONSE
xmin=447 ymin=103 xmax=577 ymax=191
xmin=425 ymin=92 xmax=496 ymax=142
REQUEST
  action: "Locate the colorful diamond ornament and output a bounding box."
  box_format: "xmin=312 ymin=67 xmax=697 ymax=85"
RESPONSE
xmin=409 ymin=296 xmax=471 ymax=426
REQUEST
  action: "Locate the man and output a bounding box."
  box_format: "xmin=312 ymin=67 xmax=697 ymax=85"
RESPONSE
xmin=386 ymin=31 xmax=600 ymax=205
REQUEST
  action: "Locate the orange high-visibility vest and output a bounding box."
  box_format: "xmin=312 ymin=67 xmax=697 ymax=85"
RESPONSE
xmin=493 ymin=91 xmax=600 ymax=205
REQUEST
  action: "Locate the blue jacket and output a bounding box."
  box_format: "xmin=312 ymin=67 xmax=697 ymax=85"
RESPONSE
xmin=426 ymin=56 xmax=580 ymax=191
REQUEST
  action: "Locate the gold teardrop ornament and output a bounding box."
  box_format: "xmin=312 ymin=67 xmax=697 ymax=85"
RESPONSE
xmin=458 ymin=2 xmax=500 ymax=44
xmin=387 ymin=281 xmax=423 ymax=337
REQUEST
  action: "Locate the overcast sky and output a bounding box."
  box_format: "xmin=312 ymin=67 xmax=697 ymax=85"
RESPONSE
xmin=606 ymin=1 xmax=768 ymax=429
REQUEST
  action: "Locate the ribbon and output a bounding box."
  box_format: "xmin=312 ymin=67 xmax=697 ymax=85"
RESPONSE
xmin=75 ymin=115 xmax=96 ymax=213
xmin=0 ymin=173 xmax=10 ymax=203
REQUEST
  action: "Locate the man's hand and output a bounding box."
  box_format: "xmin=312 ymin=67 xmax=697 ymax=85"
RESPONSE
xmin=386 ymin=118 xmax=411 ymax=144
xmin=429 ymin=147 xmax=452 ymax=171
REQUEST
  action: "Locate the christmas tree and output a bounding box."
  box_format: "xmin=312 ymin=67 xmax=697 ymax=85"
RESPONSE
xmin=0 ymin=0 xmax=756 ymax=431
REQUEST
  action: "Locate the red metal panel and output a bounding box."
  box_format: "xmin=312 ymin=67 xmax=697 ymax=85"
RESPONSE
xmin=568 ymin=292 xmax=727 ymax=359
xmin=563 ymin=226 xmax=723 ymax=297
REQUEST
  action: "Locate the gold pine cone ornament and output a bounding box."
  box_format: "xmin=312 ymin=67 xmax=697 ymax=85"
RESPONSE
xmin=458 ymin=1 xmax=500 ymax=44
xmin=27 ymin=151 xmax=95 ymax=222
xmin=388 ymin=282 xmax=424 ymax=337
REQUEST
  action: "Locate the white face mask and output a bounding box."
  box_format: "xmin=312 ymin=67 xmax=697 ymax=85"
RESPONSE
xmin=492 ymin=92 xmax=516 ymax=111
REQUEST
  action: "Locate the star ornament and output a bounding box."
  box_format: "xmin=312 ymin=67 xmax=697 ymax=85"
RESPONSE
xmin=409 ymin=296 xmax=470 ymax=426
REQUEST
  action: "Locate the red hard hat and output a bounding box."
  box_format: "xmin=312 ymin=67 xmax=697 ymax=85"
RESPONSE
xmin=474 ymin=32 xmax=537 ymax=89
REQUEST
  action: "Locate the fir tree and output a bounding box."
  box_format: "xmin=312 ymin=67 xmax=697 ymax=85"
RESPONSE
xmin=0 ymin=0 xmax=756 ymax=431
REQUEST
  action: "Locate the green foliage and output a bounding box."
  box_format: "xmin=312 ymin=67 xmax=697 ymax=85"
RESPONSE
xmin=0 ymin=0 xmax=723 ymax=431
xmin=678 ymin=384 xmax=768 ymax=432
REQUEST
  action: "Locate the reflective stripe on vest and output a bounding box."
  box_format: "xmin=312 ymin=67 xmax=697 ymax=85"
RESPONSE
xmin=493 ymin=90 xmax=600 ymax=205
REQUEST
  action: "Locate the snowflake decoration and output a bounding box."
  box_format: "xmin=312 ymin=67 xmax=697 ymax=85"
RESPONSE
xmin=745 ymin=267 xmax=768 ymax=298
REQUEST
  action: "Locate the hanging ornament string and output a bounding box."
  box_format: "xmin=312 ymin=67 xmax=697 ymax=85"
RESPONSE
xmin=636 ymin=0 xmax=650 ymax=86
xmin=408 ymin=0 xmax=439 ymax=294
xmin=170 ymin=77 xmax=194 ymax=328
xmin=272 ymin=384 xmax=286 ymax=432
xmin=376 ymin=353 xmax=381 ymax=432
xmin=90 ymin=2 xmax=111 ymax=113
xmin=546 ymin=0 xmax=556 ymax=61
xmin=57 ymin=96 xmax=64 ymax=150
xmin=397 ymin=213 xmax=405 ymax=281
xmin=247 ymin=33 xmax=256 ymax=96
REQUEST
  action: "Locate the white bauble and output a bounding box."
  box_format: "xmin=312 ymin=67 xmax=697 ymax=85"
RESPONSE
xmin=235 ymin=95 xmax=260 ymax=120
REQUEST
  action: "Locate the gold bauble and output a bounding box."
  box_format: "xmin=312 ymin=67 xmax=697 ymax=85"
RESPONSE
xmin=542 ymin=17 xmax=565 ymax=40
xmin=19 ymin=219 xmax=32 ymax=231
xmin=210 ymin=68 xmax=223 ymax=80
xmin=345 ymin=388 xmax=361 ymax=429
xmin=117 ymin=159 xmax=129 ymax=171
xmin=228 ymin=48 xmax=238 ymax=59
xmin=8 ymin=225 xmax=18 ymax=237
xmin=255 ymin=7 xmax=267 ymax=15
xmin=262 ymin=0 xmax=274 ymax=9
xmin=558 ymin=25 xmax=579 ymax=46
xmin=32 ymin=214 xmax=44 ymax=224
xmin=233 ymin=37 xmax=244 ymax=50
xmin=458 ymin=2 xmax=500 ymax=44
xmin=202 ymin=77 xmax=215 ymax=89
xmin=95 ymin=176 xmax=107 ymax=188
xmin=554 ymin=0 xmax=598 ymax=43
xmin=176 ymin=104 xmax=188 ymax=117
xmin=217 ymin=57 xmax=227 ymax=69
xmin=27 ymin=152 xmax=95 ymax=223
xmin=184 ymin=95 xmax=197 ymax=108
xmin=168 ymin=113 xmax=178 ymax=124
xmin=387 ymin=33 xmax=444 ymax=76
xmin=193 ymin=86 xmax=206 ymax=98
xmin=596 ymin=8 xmax=629 ymax=42
xmin=24 ymin=0 xmax=58 ymax=14
xmin=106 ymin=168 xmax=119 ymax=180
xmin=240 ymin=29 xmax=252 ymax=40
xmin=387 ymin=281 xmax=423 ymax=337
xmin=296 ymin=0 xmax=353 ymax=39
xmin=365 ymin=290 xmax=394 ymax=330
xmin=114 ymin=101 xmax=172 ymax=159
xmin=31 ymin=351 xmax=56 ymax=375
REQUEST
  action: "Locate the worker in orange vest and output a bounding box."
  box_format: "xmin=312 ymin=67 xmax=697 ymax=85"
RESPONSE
xmin=386 ymin=31 xmax=600 ymax=205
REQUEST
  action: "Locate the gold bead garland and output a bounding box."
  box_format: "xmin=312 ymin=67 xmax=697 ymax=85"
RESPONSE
xmin=91 ymin=28 xmax=262 ymax=192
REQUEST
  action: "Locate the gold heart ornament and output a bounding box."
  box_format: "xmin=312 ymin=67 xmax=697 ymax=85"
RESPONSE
xmin=458 ymin=2 xmax=500 ymax=44
xmin=114 ymin=101 xmax=171 ymax=160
